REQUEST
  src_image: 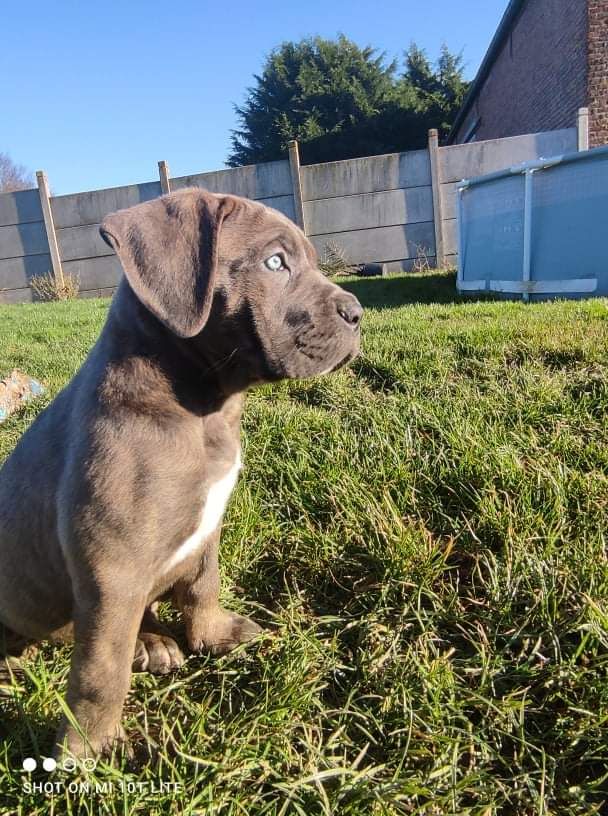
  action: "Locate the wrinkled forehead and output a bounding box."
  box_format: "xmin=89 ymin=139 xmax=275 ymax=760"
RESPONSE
xmin=219 ymin=197 xmax=317 ymax=266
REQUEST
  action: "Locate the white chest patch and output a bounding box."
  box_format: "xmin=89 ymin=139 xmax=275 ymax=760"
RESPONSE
xmin=165 ymin=452 xmax=241 ymax=573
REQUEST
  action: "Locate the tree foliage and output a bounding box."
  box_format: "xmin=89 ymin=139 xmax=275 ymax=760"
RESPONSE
xmin=228 ymin=37 xmax=469 ymax=166
xmin=0 ymin=152 xmax=34 ymax=193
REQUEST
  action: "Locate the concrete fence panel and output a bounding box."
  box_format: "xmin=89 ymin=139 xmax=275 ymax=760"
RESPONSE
xmin=300 ymin=150 xmax=430 ymax=200
xmin=309 ymin=221 xmax=435 ymax=268
xmin=171 ymin=160 xmax=292 ymax=199
xmin=439 ymin=129 xmax=577 ymax=184
xmin=62 ymin=255 xmax=123 ymax=292
xmin=304 ymin=187 xmax=433 ymax=236
xmin=303 ymin=150 xmax=434 ymax=270
xmin=0 ymin=222 xmax=49 ymax=259
xmin=0 ymin=187 xmax=50 ymax=302
xmin=0 ymin=188 xmax=44 ymax=227
xmin=257 ymin=196 xmax=297 ymax=221
xmin=170 ymin=161 xmax=296 ymax=221
xmin=0 ymin=254 xmax=53 ymax=291
xmin=51 ymin=181 xmax=162 ymax=230
xmin=56 ymin=224 xmax=115 ymax=263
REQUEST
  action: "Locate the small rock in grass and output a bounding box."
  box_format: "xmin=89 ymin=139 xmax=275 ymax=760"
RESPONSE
xmin=0 ymin=370 xmax=44 ymax=423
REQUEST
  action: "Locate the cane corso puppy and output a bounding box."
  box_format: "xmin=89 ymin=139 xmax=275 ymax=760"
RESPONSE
xmin=0 ymin=188 xmax=362 ymax=759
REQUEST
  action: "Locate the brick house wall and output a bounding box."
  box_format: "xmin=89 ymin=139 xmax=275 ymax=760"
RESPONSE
xmin=454 ymin=0 xmax=588 ymax=144
xmin=588 ymin=1 xmax=608 ymax=146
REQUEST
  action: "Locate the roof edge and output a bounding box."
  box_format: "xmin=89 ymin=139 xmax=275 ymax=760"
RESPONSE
xmin=447 ymin=0 xmax=528 ymax=144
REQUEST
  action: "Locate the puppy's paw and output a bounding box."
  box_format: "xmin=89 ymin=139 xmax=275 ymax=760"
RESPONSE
xmin=53 ymin=722 xmax=132 ymax=765
xmin=132 ymin=633 xmax=185 ymax=675
xmin=189 ymin=609 xmax=263 ymax=656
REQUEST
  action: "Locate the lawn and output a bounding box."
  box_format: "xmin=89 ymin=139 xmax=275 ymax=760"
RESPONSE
xmin=0 ymin=270 xmax=607 ymax=815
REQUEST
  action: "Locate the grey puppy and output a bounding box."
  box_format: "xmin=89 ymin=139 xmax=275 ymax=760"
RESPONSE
xmin=0 ymin=189 xmax=362 ymax=759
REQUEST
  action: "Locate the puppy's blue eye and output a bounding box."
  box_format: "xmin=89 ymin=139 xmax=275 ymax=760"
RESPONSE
xmin=264 ymin=254 xmax=285 ymax=272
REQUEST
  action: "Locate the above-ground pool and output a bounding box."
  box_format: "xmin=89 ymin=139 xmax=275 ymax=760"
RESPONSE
xmin=456 ymin=144 xmax=608 ymax=300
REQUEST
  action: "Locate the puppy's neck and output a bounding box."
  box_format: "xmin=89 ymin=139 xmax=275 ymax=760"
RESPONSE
xmin=100 ymin=281 xmax=244 ymax=417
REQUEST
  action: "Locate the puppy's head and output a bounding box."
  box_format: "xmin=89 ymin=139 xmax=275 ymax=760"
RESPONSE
xmin=100 ymin=189 xmax=361 ymax=384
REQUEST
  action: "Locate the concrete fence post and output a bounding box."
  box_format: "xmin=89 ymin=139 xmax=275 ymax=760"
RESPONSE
xmin=36 ymin=170 xmax=64 ymax=286
xmin=158 ymin=160 xmax=171 ymax=194
xmin=428 ymin=129 xmax=446 ymax=269
xmin=577 ymin=107 xmax=590 ymax=151
xmin=287 ymin=140 xmax=306 ymax=234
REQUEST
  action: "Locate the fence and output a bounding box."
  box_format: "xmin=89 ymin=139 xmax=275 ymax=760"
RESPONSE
xmin=456 ymin=143 xmax=608 ymax=299
xmin=0 ymin=119 xmax=584 ymax=304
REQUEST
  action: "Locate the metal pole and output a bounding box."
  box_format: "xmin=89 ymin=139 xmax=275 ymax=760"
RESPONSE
xmin=577 ymin=107 xmax=590 ymax=151
xmin=456 ymin=184 xmax=466 ymax=290
xmin=522 ymin=169 xmax=535 ymax=302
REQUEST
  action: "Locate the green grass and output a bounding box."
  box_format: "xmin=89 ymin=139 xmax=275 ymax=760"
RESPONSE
xmin=1 ymin=270 xmax=607 ymax=815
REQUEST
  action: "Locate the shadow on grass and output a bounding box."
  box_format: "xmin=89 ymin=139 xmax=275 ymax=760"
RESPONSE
xmin=349 ymin=356 xmax=406 ymax=394
xmin=338 ymin=270 xmax=497 ymax=309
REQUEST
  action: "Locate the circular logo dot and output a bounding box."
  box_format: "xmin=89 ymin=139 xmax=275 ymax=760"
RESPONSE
xmin=22 ymin=757 xmax=37 ymax=772
xmin=42 ymin=757 xmax=57 ymax=772
xmin=82 ymin=757 xmax=97 ymax=772
xmin=62 ymin=757 xmax=77 ymax=772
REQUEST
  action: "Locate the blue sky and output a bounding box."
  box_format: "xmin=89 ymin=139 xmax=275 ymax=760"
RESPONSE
xmin=2 ymin=1 xmax=507 ymax=195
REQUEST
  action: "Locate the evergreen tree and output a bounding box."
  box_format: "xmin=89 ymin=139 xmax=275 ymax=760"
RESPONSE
xmin=228 ymin=37 xmax=469 ymax=166
xmin=402 ymin=44 xmax=469 ymax=138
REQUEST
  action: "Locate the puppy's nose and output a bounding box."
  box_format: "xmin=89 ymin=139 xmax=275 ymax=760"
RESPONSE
xmin=336 ymin=295 xmax=363 ymax=328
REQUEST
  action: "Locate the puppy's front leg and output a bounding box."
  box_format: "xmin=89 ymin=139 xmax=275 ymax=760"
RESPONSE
xmin=55 ymin=589 xmax=146 ymax=759
xmin=174 ymin=530 xmax=262 ymax=656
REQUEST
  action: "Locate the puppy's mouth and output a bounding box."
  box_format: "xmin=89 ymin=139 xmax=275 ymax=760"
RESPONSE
xmin=330 ymin=349 xmax=357 ymax=372
xmin=293 ymin=336 xmax=359 ymax=376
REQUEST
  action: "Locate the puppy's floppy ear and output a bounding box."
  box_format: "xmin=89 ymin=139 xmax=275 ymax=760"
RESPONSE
xmin=100 ymin=189 xmax=233 ymax=338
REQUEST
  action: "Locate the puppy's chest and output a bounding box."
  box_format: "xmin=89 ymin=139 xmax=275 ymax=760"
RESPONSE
xmin=164 ymin=450 xmax=241 ymax=573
